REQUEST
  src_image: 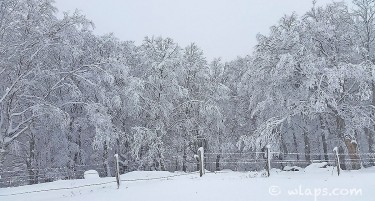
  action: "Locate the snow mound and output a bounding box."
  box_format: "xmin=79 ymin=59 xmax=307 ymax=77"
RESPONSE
xmin=84 ymin=170 xmax=100 ymax=179
xmin=304 ymin=162 xmax=330 ymax=173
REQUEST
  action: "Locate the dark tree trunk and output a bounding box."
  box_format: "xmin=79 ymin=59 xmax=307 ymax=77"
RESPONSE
xmin=0 ymin=148 xmax=6 ymax=171
xmin=319 ymin=115 xmax=329 ymax=161
xmin=303 ymin=130 xmax=311 ymax=162
xmin=280 ymin=133 xmax=288 ymax=155
xmin=216 ymin=154 xmax=221 ymax=171
xmin=292 ymin=132 xmax=299 ymax=161
xmin=370 ymin=84 xmax=375 ymax=165
xmin=279 ymin=133 xmax=288 ymax=170
xmin=27 ymin=133 xmax=38 ymax=185
xmin=364 ymin=128 xmax=374 ymax=166
xmin=103 ymin=140 xmax=110 ymax=177
xmin=321 ymin=134 xmax=329 ymax=162
xmin=182 ymin=149 xmax=187 ymax=172
xmin=338 ymin=146 xmax=347 ymax=170
xmin=366 ymin=128 xmax=375 ymax=166
xmin=368 ymin=129 xmax=374 ymax=153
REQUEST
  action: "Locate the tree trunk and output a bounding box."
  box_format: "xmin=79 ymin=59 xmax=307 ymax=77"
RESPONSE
xmin=368 ymin=129 xmax=374 ymax=154
xmin=321 ymin=134 xmax=329 ymax=162
xmin=338 ymin=146 xmax=347 ymax=170
xmin=335 ymin=115 xmax=359 ymax=170
xmin=27 ymin=133 xmax=38 ymax=185
xmin=319 ymin=115 xmax=329 ymax=162
xmin=344 ymin=136 xmax=361 ymax=170
xmin=0 ymin=148 xmax=6 ymax=172
xmin=292 ymin=132 xmax=299 ymax=160
xmin=364 ymin=128 xmax=374 ymax=166
xmin=370 ymin=83 xmax=375 ymax=165
xmin=280 ymin=133 xmax=288 ymax=155
xmin=369 ymin=129 xmax=374 ymax=166
xmin=158 ymin=151 xmax=166 ymax=171
xmin=279 ymin=133 xmax=288 ymax=170
xmin=103 ymin=140 xmax=111 ymax=177
xmin=303 ymin=130 xmax=311 ymax=163
xmin=182 ymin=149 xmax=187 ymax=172
xmin=216 ymin=154 xmax=221 ymax=171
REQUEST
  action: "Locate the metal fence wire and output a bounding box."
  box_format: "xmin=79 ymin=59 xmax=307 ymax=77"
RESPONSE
xmin=0 ymin=150 xmax=374 ymax=192
xmin=203 ymin=151 xmax=375 ymax=172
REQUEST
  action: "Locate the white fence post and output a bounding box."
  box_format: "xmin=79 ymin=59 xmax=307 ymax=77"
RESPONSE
xmin=333 ymin=147 xmax=340 ymax=176
xmin=265 ymin=145 xmax=271 ymax=177
xmin=114 ymin=154 xmax=121 ymax=189
xmin=197 ymin=147 xmax=205 ymax=177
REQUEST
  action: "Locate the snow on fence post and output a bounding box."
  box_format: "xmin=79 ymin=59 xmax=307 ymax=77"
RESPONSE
xmin=114 ymin=154 xmax=121 ymax=189
xmin=333 ymin=147 xmax=340 ymax=176
xmin=265 ymin=145 xmax=271 ymax=177
xmin=197 ymin=147 xmax=205 ymax=177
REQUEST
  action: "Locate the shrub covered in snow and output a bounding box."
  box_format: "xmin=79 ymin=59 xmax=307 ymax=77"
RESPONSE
xmin=84 ymin=170 xmax=100 ymax=179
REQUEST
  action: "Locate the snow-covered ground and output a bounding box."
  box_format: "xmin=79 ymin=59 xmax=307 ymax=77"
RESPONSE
xmin=1 ymin=165 xmax=375 ymax=201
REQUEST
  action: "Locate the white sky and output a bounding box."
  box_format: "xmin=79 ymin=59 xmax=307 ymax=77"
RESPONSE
xmin=54 ymin=0 xmax=346 ymax=61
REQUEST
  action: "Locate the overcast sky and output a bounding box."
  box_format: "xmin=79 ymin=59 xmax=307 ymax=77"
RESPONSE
xmin=54 ymin=0 xmax=346 ymax=61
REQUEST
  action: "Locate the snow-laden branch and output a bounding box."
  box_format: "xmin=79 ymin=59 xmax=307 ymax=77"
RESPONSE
xmin=73 ymin=74 xmax=97 ymax=86
xmin=7 ymin=114 xmax=36 ymax=136
xmin=43 ymin=63 xmax=105 ymax=99
xmin=10 ymin=106 xmax=34 ymax=118
xmin=238 ymin=116 xmax=287 ymax=151
xmin=0 ymin=87 xmax=11 ymax=104
xmin=0 ymin=69 xmax=31 ymax=104
xmin=4 ymin=125 xmax=29 ymax=145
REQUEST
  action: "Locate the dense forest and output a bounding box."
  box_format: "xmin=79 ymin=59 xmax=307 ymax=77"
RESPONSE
xmin=1 ymin=0 xmax=375 ymax=183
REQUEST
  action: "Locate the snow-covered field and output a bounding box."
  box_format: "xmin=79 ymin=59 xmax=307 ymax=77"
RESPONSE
xmin=1 ymin=165 xmax=375 ymax=201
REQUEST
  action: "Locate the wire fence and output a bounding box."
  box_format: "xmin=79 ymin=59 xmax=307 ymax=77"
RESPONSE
xmin=0 ymin=171 xmax=198 ymax=197
xmin=0 ymin=180 xmax=117 ymax=197
xmin=203 ymin=151 xmax=375 ymax=172
xmin=1 ymin=150 xmax=375 ymax=197
xmin=0 ymin=156 xmax=199 ymax=188
xmin=0 ymin=163 xmax=111 ymax=188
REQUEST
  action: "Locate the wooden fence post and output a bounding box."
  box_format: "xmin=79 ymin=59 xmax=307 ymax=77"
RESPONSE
xmin=197 ymin=147 xmax=205 ymax=177
xmin=114 ymin=154 xmax=121 ymax=189
xmin=265 ymin=145 xmax=271 ymax=177
xmin=333 ymin=147 xmax=340 ymax=176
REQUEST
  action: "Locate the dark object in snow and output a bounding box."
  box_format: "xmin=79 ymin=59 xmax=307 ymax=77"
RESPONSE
xmin=283 ymin=166 xmax=302 ymax=171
